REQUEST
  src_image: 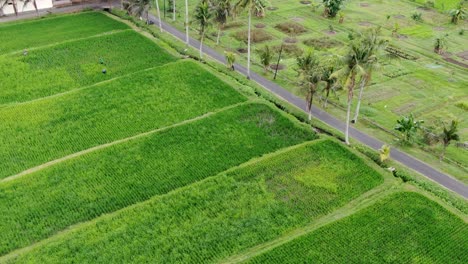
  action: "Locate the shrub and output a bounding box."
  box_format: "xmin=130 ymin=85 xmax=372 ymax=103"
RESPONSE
xmin=274 ymin=21 xmax=307 ymax=35
xmin=411 ymin=12 xmax=423 ymax=21
xmin=303 ymin=37 xmax=341 ymax=49
xmin=273 ymin=44 xmax=303 ymax=56
xmin=233 ymin=29 xmax=273 ymax=43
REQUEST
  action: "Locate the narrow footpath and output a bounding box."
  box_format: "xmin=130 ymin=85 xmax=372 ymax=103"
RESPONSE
xmin=1 ymin=6 xmax=466 ymax=199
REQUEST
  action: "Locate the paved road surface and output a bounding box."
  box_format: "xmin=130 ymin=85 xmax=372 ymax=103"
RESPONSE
xmin=1 ymin=6 xmax=466 ymax=199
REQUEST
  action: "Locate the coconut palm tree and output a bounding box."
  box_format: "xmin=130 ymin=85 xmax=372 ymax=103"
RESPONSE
xmin=297 ymin=51 xmax=321 ymax=120
xmin=235 ymin=0 xmax=267 ymax=79
xmin=258 ymin=45 xmax=273 ymax=73
xmin=21 ymin=0 xmax=38 ymax=14
xmin=352 ymin=27 xmax=389 ymax=124
xmin=128 ymin=0 xmax=151 ymax=24
xmin=440 ymin=120 xmax=460 ymax=161
xmin=155 ymin=0 xmax=163 ymax=32
xmin=449 ymin=2 xmax=466 ymax=24
xmin=211 ymin=0 xmax=233 ymax=45
xmin=332 ymin=36 xmax=367 ymax=145
xmin=194 ymin=0 xmax=212 ymax=59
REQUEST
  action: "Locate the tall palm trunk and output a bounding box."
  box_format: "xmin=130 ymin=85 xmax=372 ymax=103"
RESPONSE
xmin=33 ymin=0 xmax=38 ymax=15
xmin=185 ymin=0 xmax=189 ymax=44
xmin=345 ymin=73 xmax=356 ymax=145
xmin=155 ymin=0 xmax=163 ymax=32
xmin=352 ymin=78 xmax=366 ymax=123
xmin=307 ymin=89 xmax=314 ymax=121
xmin=323 ymin=82 xmax=331 ymax=108
xmin=246 ymin=8 xmax=252 ymax=79
xmin=12 ymin=0 xmax=18 ymax=16
xmin=199 ymin=29 xmax=205 ymax=58
xmin=172 ymin=0 xmax=176 ymax=21
xmin=216 ymin=26 xmax=222 ymax=45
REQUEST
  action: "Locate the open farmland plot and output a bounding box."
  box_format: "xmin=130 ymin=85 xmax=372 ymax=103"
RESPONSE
xmin=0 ymin=12 xmax=129 ymax=54
xmin=248 ymin=192 xmax=468 ymax=263
xmin=2 ymin=140 xmax=384 ymax=263
xmin=0 ymin=60 xmax=246 ymax=180
xmin=0 ymin=30 xmax=176 ymax=105
xmin=0 ymin=103 xmax=316 ymax=256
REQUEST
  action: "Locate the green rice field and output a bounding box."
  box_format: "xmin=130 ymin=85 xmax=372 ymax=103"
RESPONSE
xmin=0 ymin=9 xmax=466 ymax=264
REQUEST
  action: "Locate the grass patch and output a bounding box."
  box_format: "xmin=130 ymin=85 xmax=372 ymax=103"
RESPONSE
xmin=0 ymin=30 xmax=176 ymax=105
xmin=0 ymin=103 xmax=315 ymax=256
xmin=0 ymin=12 xmax=129 ymax=54
xmin=249 ymin=192 xmax=468 ymax=263
xmin=4 ymin=140 xmax=384 ymax=263
xmin=233 ymin=29 xmax=273 ymax=43
xmin=0 ymin=61 xmax=246 ymax=179
xmin=274 ymin=21 xmax=306 ymax=35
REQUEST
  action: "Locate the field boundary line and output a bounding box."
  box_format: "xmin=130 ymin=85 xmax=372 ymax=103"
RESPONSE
xmin=218 ymin=183 xmax=403 ymax=264
xmin=0 ymin=60 xmax=181 ymax=109
xmin=1 ymin=101 xmax=250 ymax=184
xmin=2 ymin=29 xmax=132 ymax=57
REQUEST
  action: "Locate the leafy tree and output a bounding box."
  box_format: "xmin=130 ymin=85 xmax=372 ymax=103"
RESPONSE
xmin=211 ymin=0 xmax=233 ymax=45
xmin=195 ymin=0 xmax=213 ymax=59
xmin=449 ymin=1 xmax=466 ymax=24
xmin=394 ymin=113 xmax=424 ymax=143
xmin=439 ymin=120 xmax=460 ymax=161
xmin=322 ymin=0 xmax=345 ymax=18
xmin=379 ymin=144 xmax=391 ymax=163
xmin=258 ymin=45 xmax=273 ymax=73
xmin=235 ymin=0 xmax=267 ymax=79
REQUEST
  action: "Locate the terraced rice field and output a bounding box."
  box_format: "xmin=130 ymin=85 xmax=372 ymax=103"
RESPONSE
xmin=0 ymin=10 xmax=466 ymax=264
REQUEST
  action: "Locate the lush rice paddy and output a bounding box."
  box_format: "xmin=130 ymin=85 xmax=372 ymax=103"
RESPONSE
xmin=0 ymin=30 xmax=176 ymax=105
xmin=0 ymin=61 xmax=246 ymax=179
xmin=248 ymin=192 xmax=468 ymax=263
xmin=3 ymin=140 xmax=383 ymax=263
xmin=1 ymin=10 xmax=466 ymax=264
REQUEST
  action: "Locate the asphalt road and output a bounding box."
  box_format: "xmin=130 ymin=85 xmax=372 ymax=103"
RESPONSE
xmin=1 ymin=7 xmax=466 ymax=199
xmin=147 ymin=14 xmax=468 ymax=199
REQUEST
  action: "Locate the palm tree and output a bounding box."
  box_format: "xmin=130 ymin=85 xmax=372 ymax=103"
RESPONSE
xmin=225 ymin=51 xmax=236 ymax=70
xmin=235 ymin=0 xmax=267 ymax=79
xmin=258 ymin=45 xmax=273 ymax=73
xmin=21 ymin=0 xmax=38 ymax=14
xmin=379 ymin=144 xmax=391 ymax=163
xmin=440 ymin=120 xmax=460 ymax=161
xmin=194 ymin=0 xmax=212 ymax=59
xmin=332 ymin=37 xmax=367 ymax=145
xmin=172 ymin=0 xmax=176 ymax=21
xmin=155 ymin=0 xmax=163 ymax=32
xmin=211 ymin=0 xmax=233 ymax=45
xmin=318 ymin=55 xmax=340 ymax=108
xmin=394 ymin=113 xmax=424 ymax=143
xmin=297 ymin=51 xmax=321 ymax=120
xmin=352 ymin=27 xmax=389 ymax=124
xmin=449 ymin=2 xmax=466 ymax=24
xmin=128 ymin=0 xmax=151 ymax=24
